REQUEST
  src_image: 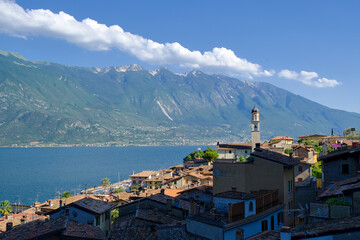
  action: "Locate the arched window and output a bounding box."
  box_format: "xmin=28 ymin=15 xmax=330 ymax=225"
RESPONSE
xmin=249 ymin=201 xmax=254 ymax=212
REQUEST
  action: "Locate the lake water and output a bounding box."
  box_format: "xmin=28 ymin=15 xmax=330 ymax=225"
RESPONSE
xmin=0 ymin=145 xmax=209 ymax=205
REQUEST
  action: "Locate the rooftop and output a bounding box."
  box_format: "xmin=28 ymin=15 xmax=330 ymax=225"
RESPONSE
xmin=71 ymin=197 xmax=117 ymax=215
xmin=179 ymin=185 xmax=213 ymax=195
xmin=217 ymin=143 xmax=252 ymax=150
xmin=270 ymin=136 xmax=294 ymax=141
xmin=247 ymin=230 xmax=280 ymax=240
xmin=298 ymin=134 xmax=326 ymax=139
xmin=214 ymin=191 xmax=256 ymax=200
xmin=148 ymin=193 xmax=190 ymax=211
xmin=318 ymin=176 xmax=360 ymax=199
xmin=38 ymin=195 xmax=87 ymax=211
xmin=251 ymin=148 xmax=299 ymax=167
xmin=318 ymin=146 xmax=360 ymax=162
xmin=292 ymin=216 xmax=360 ymax=239
xmin=0 ymin=216 xmax=105 ymax=240
xmin=130 ymin=170 xmax=156 ymax=178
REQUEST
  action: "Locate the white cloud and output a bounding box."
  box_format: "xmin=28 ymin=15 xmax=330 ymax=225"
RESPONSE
xmin=278 ymin=69 xmax=341 ymax=88
xmin=0 ymin=0 xmax=272 ymax=78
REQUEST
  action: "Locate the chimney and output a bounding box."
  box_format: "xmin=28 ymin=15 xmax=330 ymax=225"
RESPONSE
xmin=289 ymin=153 xmax=293 ymax=158
xmin=280 ymin=226 xmax=291 ymax=240
xmin=232 ymin=186 xmax=237 ymax=192
xmin=255 ymin=143 xmax=260 ymax=149
xmin=236 ymin=228 xmax=245 ymax=240
xmin=329 ymin=182 xmax=335 ymax=190
xmin=6 ymin=222 xmax=13 ymax=231
xmin=48 ymin=200 xmax=53 ymax=207
xmin=59 ymin=199 xmax=63 ymax=208
xmin=160 ymin=189 xmax=165 ymax=195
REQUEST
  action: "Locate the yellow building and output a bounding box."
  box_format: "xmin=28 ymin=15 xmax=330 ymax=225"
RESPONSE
xmin=297 ymin=134 xmax=326 ymax=142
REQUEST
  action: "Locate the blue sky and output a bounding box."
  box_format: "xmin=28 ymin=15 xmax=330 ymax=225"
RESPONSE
xmin=0 ymin=0 xmax=359 ymax=113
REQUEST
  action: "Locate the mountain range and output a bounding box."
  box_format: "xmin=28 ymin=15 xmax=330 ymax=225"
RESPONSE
xmin=0 ymin=50 xmax=359 ymax=146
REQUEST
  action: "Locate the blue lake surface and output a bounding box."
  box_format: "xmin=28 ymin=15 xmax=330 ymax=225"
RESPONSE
xmin=0 ymin=145 xmax=209 ymax=205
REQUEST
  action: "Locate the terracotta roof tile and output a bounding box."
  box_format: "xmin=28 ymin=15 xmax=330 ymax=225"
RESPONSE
xmin=130 ymin=171 xmax=156 ymax=178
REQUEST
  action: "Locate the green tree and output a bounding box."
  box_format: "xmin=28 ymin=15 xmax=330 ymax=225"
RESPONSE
xmin=102 ymin=178 xmax=110 ymax=188
xmin=284 ymin=148 xmax=293 ymax=155
xmin=183 ymin=150 xmax=204 ymax=162
xmin=111 ymin=209 xmax=119 ymax=223
xmin=113 ymin=188 xmax=125 ymax=193
xmin=61 ymin=191 xmax=72 ymax=199
xmin=314 ymin=146 xmax=323 ymax=153
xmin=203 ymin=148 xmax=219 ymax=162
xmin=326 ymin=197 xmax=351 ymax=206
xmin=312 ymin=161 xmax=322 ymax=179
xmin=239 ymin=156 xmax=246 ymax=162
xmin=0 ymin=200 xmax=12 ymax=216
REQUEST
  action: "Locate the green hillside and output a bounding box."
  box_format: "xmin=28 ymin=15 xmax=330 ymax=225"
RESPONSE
xmin=0 ymin=51 xmax=359 ymax=146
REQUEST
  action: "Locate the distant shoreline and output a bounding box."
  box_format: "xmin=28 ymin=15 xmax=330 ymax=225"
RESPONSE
xmin=0 ymin=144 xmax=213 ymax=148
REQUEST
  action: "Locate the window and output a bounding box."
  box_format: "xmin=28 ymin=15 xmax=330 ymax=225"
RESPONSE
xmin=249 ymin=201 xmax=254 ymax=212
xmin=229 ymin=150 xmax=232 ymax=154
xmin=298 ymin=178 xmax=303 ymax=182
xmin=96 ymin=216 xmax=100 ymax=226
xmin=261 ymin=220 xmax=268 ymax=231
xmin=277 ymin=212 xmax=284 ymax=225
xmin=271 ymin=216 xmax=274 ymax=230
xmin=298 ymin=166 xmax=303 ymax=172
xmin=105 ymin=211 xmax=110 ymax=220
xmin=245 ymin=150 xmax=248 ymax=154
xmin=342 ymin=164 xmax=350 ymax=174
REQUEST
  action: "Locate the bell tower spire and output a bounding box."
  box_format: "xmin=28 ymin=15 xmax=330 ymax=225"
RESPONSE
xmin=251 ymin=105 xmax=260 ymax=151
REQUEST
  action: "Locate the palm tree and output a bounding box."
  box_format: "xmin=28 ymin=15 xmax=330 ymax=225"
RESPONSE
xmin=0 ymin=200 xmax=12 ymax=216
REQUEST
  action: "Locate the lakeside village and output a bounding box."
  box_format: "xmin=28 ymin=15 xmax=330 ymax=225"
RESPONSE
xmin=1 ymin=107 xmax=360 ymax=240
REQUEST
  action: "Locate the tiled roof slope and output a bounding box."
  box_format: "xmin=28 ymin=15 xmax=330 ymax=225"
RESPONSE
xmin=71 ymin=197 xmax=117 ymax=215
xmin=251 ymin=148 xmax=299 ymax=167
xmin=0 ymin=216 xmax=105 ymax=240
xmin=318 ymin=147 xmax=360 ymax=162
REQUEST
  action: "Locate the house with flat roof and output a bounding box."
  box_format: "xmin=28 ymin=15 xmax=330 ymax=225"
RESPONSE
xmin=214 ymin=147 xmax=299 ymax=226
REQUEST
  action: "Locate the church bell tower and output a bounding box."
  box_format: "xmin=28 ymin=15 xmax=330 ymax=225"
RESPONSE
xmin=251 ymin=105 xmax=260 ymax=152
